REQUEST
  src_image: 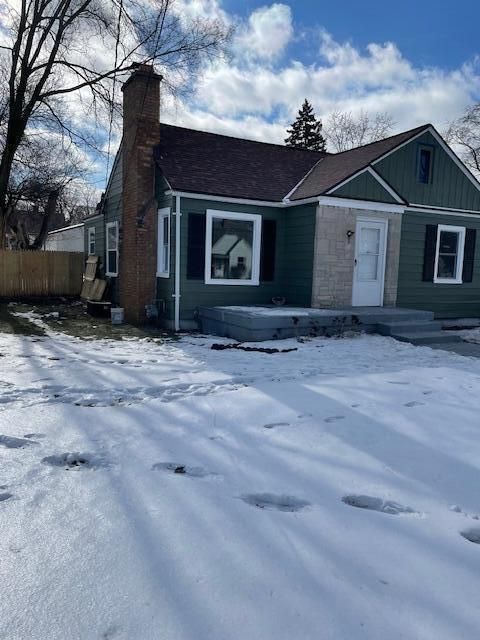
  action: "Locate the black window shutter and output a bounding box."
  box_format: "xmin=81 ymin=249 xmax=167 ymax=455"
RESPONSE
xmin=260 ymin=219 xmax=276 ymax=282
xmin=462 ymin=228 xmax=476 ymax=283
xmin=187 ymin=213 xmax=206 ymax=279
xmin=422 ymin=224 xmax=438 ymax=282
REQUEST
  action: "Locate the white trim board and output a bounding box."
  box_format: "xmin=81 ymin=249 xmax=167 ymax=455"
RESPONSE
xmin=105 ymin=221 xmax=119 ymax=277
xmin=204 ymin=209 xmax=262 ymax=286
xmin=433 ymin=224 xmax=466 ymax=285
xmin=318 ymin=196 xmax=404 ymax=214
xmin=408 ymin=203 xmax=480 ymax=216
xmin=167 ymin=190 xmax=322 ymax=208
xmin=156 ymin=207 xmax=170 ymax=278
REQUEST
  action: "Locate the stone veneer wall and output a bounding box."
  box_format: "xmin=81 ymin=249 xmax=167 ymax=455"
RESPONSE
xmin=311 ymin=204 xmax=402 ymax=308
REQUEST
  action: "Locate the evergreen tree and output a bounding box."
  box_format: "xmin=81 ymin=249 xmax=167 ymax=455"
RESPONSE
xmin=285 ymin=99 xmax=326 ymax=152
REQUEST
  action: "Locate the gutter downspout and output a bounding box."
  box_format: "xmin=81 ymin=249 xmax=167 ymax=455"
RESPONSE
xmin=174 ymin=194 xmax=181 ymax=331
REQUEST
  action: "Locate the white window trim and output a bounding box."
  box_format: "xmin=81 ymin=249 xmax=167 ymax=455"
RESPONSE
xmin=87 ymin=227 xmax=96 ymax=255
xmin=204 ymin=209 xmax=262 ymax=286
xmin=433 ymin=224 xmax=466 ymax=284
xmin=157 ymin=207 xmax=170 ymax=278
xmin=105 ymin=221 xmax=119 ymax=277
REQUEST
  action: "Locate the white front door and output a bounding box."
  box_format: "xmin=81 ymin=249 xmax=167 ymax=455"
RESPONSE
xmin=352 ymin=218 xmax=387 ymax=307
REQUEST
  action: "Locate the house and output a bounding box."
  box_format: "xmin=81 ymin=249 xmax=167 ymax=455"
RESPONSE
xmin=84 ymin=64 xmax=480 ymax=329
xmin=44 ymin=222 xmax=84 ymax=252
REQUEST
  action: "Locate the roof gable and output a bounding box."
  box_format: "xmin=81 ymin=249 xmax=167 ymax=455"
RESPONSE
xmin=332 ymin=168 xmax=403 ymax=204
xmin=374 ymin=129 xmax=480 ymax=211
xmin=289 ymin=125 xmax=429 ymax=200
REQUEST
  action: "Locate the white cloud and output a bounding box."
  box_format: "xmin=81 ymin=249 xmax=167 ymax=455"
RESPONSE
xmin=161 ymin=24 xmax=480 ymax=149
xmin=235 ymin=4 xmax=293 ymax=62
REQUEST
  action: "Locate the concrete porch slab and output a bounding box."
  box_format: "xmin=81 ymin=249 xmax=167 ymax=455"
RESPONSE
xmin=198 ymin=305 xmax=434 ymax=342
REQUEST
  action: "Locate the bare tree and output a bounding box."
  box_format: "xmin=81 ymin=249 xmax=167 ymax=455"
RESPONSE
xmin=444 ymin=105 xmax=480 ymax=176
xmin=0 ymin=0 xmax=231 ymax=245
xmin=324 ymin=110 xmax=395 ymax=152
xmin=6 ymin=133 xmax=89 ymax=248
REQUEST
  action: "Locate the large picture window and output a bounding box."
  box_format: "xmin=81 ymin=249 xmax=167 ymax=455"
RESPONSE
xmin=205 ymin=210 xmax=262 ymax=285
xmin=157 ymin=207 xmax=170 ymax=277
xmin=434 ymin=224 xmax=465 ymax=284
xmin=106 ymin=221 xmax=119 ymax=276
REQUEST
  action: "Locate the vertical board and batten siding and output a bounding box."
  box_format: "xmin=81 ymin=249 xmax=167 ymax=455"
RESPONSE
xmin=333 ymin=171 xmax=399 ymax=204
xmin=0 ymin=250 xmax=84 ymax=297
xmin=178 ymin=197 xmax=287 ymax=322
xmin=375 ymin=131 xmax=480 ymax=211
xmin=283 ymin=204 xmax=317 ymax=306
xmin=397 ymin=212 xmax=480 ymax=317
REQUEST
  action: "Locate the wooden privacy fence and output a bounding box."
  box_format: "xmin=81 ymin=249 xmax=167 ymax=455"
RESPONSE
xmin=0 ymin=250 xmax=84 ymax=297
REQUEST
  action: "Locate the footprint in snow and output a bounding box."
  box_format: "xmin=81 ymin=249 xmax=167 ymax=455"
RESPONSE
xmin=342 ymin=494 xmax=419 ymax=516
xmin=449 ymin=505 xmax=480 ymax=520
xmin=42 ymin=452 xmax=105 ymax=470
xmin=0 ymin=434 xmax=38 ymax=449
xmin=240 ymin=493 xmax=311 ymax=512
xmin=0 ymin=492 xmax=13 ymax=502
xmin=324 ymin=415 xmax=345 ymax=423
xmin=404 ymin=401 xmax=425 ymax=407
xmin=152 ymin=462 xmax=215 ymax=478
xmin=263 ymin=422 xmax=290 ymax=429
xmin=460 ymin=528 xmax=480 ymax=544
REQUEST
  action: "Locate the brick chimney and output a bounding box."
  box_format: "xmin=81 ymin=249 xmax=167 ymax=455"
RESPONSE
xmin=119 ymin=63 xmax=162 ymax=324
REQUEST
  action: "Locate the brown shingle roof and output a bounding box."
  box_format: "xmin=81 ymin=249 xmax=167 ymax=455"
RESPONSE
xmin=154 ymin=124 xmax=325 ymax=201
xmin=289 ymin=124 xmax=430 ymax=200
xmin=153 ymin=122 xmax=431 ymax=203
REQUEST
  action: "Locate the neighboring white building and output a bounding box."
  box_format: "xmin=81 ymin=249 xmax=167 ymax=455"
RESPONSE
xmin=44 ymin=223 xmax=84 ymax=252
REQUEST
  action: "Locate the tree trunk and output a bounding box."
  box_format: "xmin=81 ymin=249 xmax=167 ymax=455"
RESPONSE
xmin=30 ymin=190 xmax=59 ymax=250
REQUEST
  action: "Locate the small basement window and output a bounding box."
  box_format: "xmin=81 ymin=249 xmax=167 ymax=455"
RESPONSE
xmin=106 ymin=221 xmax=119 ymax=276
xmin=205 ymin=210 xmax=262 ymax=285
xmin=434 ymin=224 xmax=465 ymax=284
xmin=417 ymin=145 xmax=433 ymax=184
xmin=87 ymin=227 xmax=96 ymax=255
xmin=157 ymin=207 xmax=170 ymax=277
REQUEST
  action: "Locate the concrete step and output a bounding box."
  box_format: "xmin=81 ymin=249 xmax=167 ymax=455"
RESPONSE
xmin=377 ymin=320 xmax=443 ymax=336
xmin=355 ymin=309 xmax=435 ymax=325
xmin=389 ymin=330 xmax=463 ymax=345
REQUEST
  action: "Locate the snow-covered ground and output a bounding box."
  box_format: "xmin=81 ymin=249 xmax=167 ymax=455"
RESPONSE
xmin=1 ymin=317 xmax=480 ymax=640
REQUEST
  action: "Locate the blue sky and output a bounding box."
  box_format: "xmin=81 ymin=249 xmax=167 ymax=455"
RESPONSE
xmin=225 ymin=0 xmax=480 ymax=70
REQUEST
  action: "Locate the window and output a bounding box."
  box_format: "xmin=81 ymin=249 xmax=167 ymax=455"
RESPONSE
xmin=106 ymin=222 xmax=119 ymax=276
xmin=417 ymin=145 xmax=433 ymax=184
xmin=157 ymin=208 xmax=170 ymax=277
xmin=87 ymin=227 xmax=96 ymax=255
xmin=205 ymin=210 xmax=262 ymax=285
xmin=434 ymin=224 xmax=466 ymax=284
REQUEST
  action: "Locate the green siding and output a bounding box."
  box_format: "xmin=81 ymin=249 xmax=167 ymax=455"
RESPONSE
xmin=179 ymin=199 xmax=284 ymax=321
xmin=334 ymin=171 xmax=398 ymax=204
xmin=397 ymin=211 xmax=480 ymax=317
xmin=176 ymin=198 xmax=315 ymax=322
xmin=375 ymin=131 xmax=480 ymax=210
xmin=283 ymin=204 xmax=316 ymax=305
